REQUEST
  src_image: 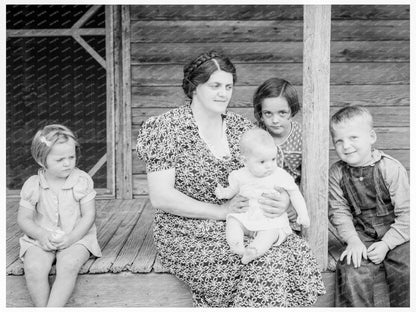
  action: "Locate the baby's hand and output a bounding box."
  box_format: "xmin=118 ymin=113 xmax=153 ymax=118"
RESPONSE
xmin=367 ymin=241 xmax=389 ymax=264
xmin=296 ymin=214 xmax=310 ymax=228
xmin=215 ymin=184 xmax=227 ymax=199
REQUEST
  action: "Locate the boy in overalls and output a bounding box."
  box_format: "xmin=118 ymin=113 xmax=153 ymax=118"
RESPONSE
xmin=328 ymin=105 xmax=409 ymax=307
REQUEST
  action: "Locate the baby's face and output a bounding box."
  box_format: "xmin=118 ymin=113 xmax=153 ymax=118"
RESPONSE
xmin=244 ymin=145 xmax=278 ymax=178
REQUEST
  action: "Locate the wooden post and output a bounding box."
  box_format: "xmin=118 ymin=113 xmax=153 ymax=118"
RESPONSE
xmin=302 ymin=5 xmax=331 ymax=271
xmin=114 ymin=5 xmax=133 ymax=199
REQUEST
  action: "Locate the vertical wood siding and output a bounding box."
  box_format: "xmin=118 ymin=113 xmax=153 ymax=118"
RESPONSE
xmin=129 ymin=5 xmax=410 ymax=196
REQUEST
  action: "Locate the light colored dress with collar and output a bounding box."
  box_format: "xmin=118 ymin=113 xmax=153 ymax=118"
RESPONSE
xmin=19 ymin=168 xmax=102 ymax=259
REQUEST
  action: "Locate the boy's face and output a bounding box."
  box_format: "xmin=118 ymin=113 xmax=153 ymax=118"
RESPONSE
xmin=244 ymin=145 xmax=278 ymax=177
xmin=331 ymin=118 xmax=376 ymax=167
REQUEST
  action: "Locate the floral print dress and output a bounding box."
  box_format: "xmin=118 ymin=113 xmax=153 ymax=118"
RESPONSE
xmin=136 ymin=105 xmax=325 ymax=307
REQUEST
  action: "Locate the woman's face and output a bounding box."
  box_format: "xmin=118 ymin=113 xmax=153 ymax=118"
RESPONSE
xmin=261 ymin=96 xmax=292 ymax=138
xmin=193 ymin=70 xmax=234 ymax=115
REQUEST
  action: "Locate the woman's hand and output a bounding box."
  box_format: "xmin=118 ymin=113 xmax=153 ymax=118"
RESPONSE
xmin=223 ymin=195 xmax=249 ymax=215
xmin=259 ymin=186 xmax=290 ymax=218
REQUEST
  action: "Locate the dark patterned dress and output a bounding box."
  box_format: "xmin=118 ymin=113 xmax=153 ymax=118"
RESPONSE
xmin=136 ymin=105 xmax=325 ymax=307
xmin=276 ymin=121 xmax=303 ymax=185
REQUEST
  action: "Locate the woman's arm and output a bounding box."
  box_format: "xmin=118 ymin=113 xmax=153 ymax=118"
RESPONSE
xmin=148 ymin=169 xmax=248 ymax=220
xmin=17 ymin=206 xmax=56 ymax=251
xmin=52 ymin=200 xmax=96 ymax=249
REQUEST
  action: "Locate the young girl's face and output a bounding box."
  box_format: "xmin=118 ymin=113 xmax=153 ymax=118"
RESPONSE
xmin=45 ymin=138 xmax=76 ymax=179
xmin=261 ymin=96 xmax=292 ymax=138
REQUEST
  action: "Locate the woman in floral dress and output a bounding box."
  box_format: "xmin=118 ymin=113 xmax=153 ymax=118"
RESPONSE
xmin=136 ymin=51 xmax=325 ymax=307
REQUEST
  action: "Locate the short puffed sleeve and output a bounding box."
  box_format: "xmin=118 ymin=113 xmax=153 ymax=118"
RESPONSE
xmin=19 ymin=175 xmax=40 ymax=210
xmin=73 ymin=171 xmax=96 ymax=204
xmin=136 ymin=113 xmax=179 ymax=172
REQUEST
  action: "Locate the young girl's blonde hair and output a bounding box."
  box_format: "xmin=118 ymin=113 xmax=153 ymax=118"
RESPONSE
xmin=31 ymin=124 xmax=80 ymax=168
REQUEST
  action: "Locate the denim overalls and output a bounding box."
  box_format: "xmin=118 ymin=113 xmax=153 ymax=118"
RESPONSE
xmin=335 ymin=161 xmax=410 ymax=307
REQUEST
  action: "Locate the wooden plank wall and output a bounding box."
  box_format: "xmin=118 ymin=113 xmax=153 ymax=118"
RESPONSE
xmin=129 ymin=5 xmax=410 ymax=196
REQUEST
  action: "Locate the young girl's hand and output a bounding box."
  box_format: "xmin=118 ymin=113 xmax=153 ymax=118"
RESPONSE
xmin=51 ymin=233 xmax=73 ymax=250
xmin=367 ymin=241 xmax=389 ymax=264
xmin=38 ymin=230 xmax=57 ymax=251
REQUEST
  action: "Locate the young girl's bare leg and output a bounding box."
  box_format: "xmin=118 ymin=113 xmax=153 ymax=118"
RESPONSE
xmin=226 ymin=217 xmax=246 ymax=256
xmin=23 ymin=246 xmax=55 ymax=306
xmin=47 ymin=244 xmax=90 ymax=307
xmin=242 ymin=228 xmax=281 ymax=264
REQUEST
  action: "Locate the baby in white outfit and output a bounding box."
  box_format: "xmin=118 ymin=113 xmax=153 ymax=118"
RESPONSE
xmin=216 ymin=128 xmax=310 ymax=263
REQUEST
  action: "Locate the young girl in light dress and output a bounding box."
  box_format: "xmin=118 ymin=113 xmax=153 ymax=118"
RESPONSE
xmin=17 ymin=124 xmax=101 ymax=307
xmin=216 ymin=128 xmax=310 ymax=263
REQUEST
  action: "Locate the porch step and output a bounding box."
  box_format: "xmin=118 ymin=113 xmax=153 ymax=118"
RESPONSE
xmin=6 ymin=272 xmax=193 ymax=307
xmin=7 ymin=272 xmax=337 ymax=307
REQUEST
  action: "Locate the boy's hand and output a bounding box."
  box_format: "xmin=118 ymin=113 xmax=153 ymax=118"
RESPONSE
xmin=367 ymin=241 xmax=389 ymax=264
xmin=340 ymin=236 xmax=367 ymax=268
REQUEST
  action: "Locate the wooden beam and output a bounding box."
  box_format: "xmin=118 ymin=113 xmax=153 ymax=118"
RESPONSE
xmin=105 ymin=5 xmax=116 ymax=197
xmin=73 ymin=33 xmax=106 ymax=69
xmin=7 ymin=28 xmax=105 ymax=37
xmin=302 ymin=5 xmax=331 ymax=271
xmin=114 ymin=5 xmax=133 ymax=199
xmin=72 ymin=5 xmax=103 ymax=29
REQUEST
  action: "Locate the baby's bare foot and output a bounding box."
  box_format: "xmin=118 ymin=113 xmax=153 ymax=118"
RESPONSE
xmin=229 ymin=242 xmax=245 ymax=256
xmin=241 ymin=246 xmax=258 ymax=264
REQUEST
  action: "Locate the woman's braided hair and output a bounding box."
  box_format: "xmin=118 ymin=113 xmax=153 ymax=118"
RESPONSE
xmin=182 ymin=50 xmax=237 ymax=99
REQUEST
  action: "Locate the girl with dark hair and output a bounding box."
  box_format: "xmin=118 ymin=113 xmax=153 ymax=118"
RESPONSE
xmin=253 ymin=78 xmax=303 ymax=184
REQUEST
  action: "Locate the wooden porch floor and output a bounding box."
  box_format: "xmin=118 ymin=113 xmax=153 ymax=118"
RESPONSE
xmin=6 ymin=198 xmax=171 ymax=276
xmin=6 ymin=197 xmax=346 ymax=307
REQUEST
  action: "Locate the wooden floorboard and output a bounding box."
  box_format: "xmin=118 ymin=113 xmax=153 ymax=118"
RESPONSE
xmin=111 ymin=199 xmax=153 ymax=273
xmin=88 ymin=200 xmax=145 ymax=274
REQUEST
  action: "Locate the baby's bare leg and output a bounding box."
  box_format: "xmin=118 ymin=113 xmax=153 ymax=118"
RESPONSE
xmin=241 ymin=228 xmax=281 ymax=264
xmin=47 ymin=244 xmax=90 ymax=307
xmin=23 ymin=246 xmax=56 ymax=306
xmin=226 ymin=217 xmax=246 ymax=256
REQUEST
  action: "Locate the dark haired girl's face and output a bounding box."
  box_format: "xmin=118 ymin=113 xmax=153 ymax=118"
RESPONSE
xmin=193 ymin=70 xmax=233 ymax=114
xmin=261 ymin=96 xmax=292 ymax=138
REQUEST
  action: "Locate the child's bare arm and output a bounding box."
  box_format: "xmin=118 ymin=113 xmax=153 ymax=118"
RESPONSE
xmin=287 ymin=189 xmax=310 ymax=227
xmin=215 ymin=171 xmax=240 ymax=199
xmin=52 ymin=200 xmax=96 ymax=250
xmin=17 ymin=206 xmax=56 ymax=251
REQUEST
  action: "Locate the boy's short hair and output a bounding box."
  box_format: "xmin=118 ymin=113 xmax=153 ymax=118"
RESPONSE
xmin=240 ymin=128 xmax=275 ymax=156
xmin=330 ymin=105 xmax=374 ymax=136
xmin=31 ymin=124 xmax=80 ymax=168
